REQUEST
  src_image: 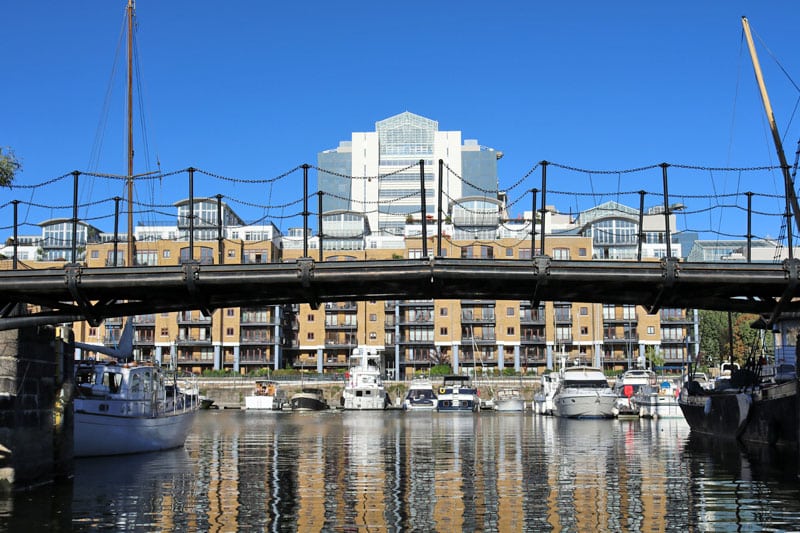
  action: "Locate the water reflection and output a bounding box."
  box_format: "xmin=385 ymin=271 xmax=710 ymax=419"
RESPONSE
xmin=3 ymin=410 xmax=800 ymax=531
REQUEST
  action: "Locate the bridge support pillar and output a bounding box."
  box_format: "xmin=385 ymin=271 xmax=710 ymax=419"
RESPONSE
xmin=497 ymin=348 xmax=504 ymax=372
xmin=233 ymin=346 xmax=240 ymax=373
xmin=317 ymin=348 xmax=323 ymax=374
xmin=546 ymin=344 xmax=553 ymax=370
xmin=514 ymin=345 xmax=520 ymax=373
xmin=452 ymin=345 xmax=459 ymax=374
xmin=213 ymin=345 xmax=221 ymax=371
xmin=594 ymin=343 xmax=601 ymax=369
xmin=0 ymin=326 xmax=73 ymax=493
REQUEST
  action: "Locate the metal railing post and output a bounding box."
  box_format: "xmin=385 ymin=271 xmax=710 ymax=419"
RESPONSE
xmin=420 ymin=159 xmax=428 ymax=258
xmin=539 ymin=162 xmax=548 ymax=256
xmin=71 ymin=171 xmax=80 ymax=264
xmin=660 ymin=163 xmax=672 ymax=258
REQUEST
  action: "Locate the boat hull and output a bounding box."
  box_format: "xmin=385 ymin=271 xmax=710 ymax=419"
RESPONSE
xmin=494 ymin=399 xmax=525 ymax=412
xmin=290 ymin=394 xmax=327 ymax=411
xmin=678 ymin=380 xmax=798 ymax=446
xmin=554 ymin=394 xmax=616 ymax=419
xmin=74 ymin=409 xmax=196 ymax=457
xmin=436 ymin=396 xmax=479 ymax=412
xmin=244 ymin=395 xmax=283 ymax=410
xmin=636 ymin=394 xmax=682 ymax=418
xmin=342 ymin=388 xmax=388 ymax=410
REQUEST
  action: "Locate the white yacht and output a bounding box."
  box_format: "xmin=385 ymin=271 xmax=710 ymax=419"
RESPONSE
xmin=552 ymin=366 xmax=616 ymax=419
xmin=533 ymin=371 xmax=560 ymax=415
xmin=402 ymin=376 xmax=438 ymax=411
xmin=341 ymin=346 xmax=389 ymax=410
xmin=244 ymin=380 xmax=287 ymax=410
xmin=611 ymin=369 xmax=656 ymax=417
xmin=73 ymin=360 xmax=199 ymax=457
xmin=634 ymin=378 xmax=682 ymax=418
xmin=493 ymin=388 xmax=525 ymax=412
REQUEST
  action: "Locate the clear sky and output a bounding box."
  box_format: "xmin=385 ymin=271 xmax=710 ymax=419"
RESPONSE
xmin=3 ymin=1 xmax=800 ymax=241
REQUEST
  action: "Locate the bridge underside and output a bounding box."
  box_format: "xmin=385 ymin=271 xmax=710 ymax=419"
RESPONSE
xmin=1 ymin=257 xmax=799 ymax=330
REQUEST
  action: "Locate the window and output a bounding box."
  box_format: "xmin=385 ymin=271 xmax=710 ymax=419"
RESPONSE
xmin=307 ymin=332 xmax=314 ymax=340
xmin=506 ymin=307 xmax=514 ymax=317
xmin=580 ymin=326 xmax=588 ymax=335
xmin=226 ymin=308 xmax=235 ymax=317
xmin=440 ymin=327 xmax=448 ymax=335
xmin=90 ymin=250 xmax=99 ymax=259
xmin=89 ymin=327 xmax=97 ymax=337
xmin=163 ymin=250 xmax=171 ymax=258
xmin=227 ymin=249 xmax=236 ymax=258
xmin=552 ymin=247 xmax=570 ymax=260
xmin=369 ymin=314 xmax=377 ymax=322
xmin=506 ymin=327 xmax=515 ymax=336
xmin=505 ymin=247 xmax=514 ymax=257
xmin=307 ymin=314 xmax=315 ymax=322
xmin=440 ymin=307 xmax=448 ymax=317
xmin=160 ymin=327 xmax=169 ymax=337
xmin=580 ymin=306 xmax=589 ymax=316
xmin=519 ymin=248 xmax=532 ymax=259
xmin=578 ymin=248 xmax=587 ymax=257
xmin=369 ymin=332 xmax=377 ymax=340
xmin=226 ymin=327 xmax=234 ymax=336
xmin=647 ymin=326 xmax=655 ymax=335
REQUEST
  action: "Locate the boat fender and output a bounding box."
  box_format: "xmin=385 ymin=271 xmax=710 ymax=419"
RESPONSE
xmin=735 ymin=393 xmax=752 ymax=436
xmin=439 ymin=387 xmax=446 ymax=395
xmin=703 ymin=397 xmax=712 ymax=415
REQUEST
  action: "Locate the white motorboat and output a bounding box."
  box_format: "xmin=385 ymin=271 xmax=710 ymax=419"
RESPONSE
xmin=533 ymin=371 xmax=560 ymax=415
xmin=634 ymin=378 xmax=682 ymax=418
xmin=436 ymin=375 xmax=480 ymax=412
xmin=493 ymin=388 xmax=525 ymax=412
xmin=552 ymin=366 xmax=616 ymax=419
xmin=244 ymin=380 xmax=287 ymax=410
xmin=402 ymin=377 xmax=438 ymax=411
xmin=611 ymin=369 xmax=656 ymax=417
xmin=289 ymin=388 xmax=329 ymax=411
xmin=73 ymin=360 xmax=199 ymax=457
xmin=341 ymin=346 xmax=389 ymax=410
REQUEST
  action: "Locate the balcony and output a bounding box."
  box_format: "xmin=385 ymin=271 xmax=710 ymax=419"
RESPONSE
xmin=520 ymin=334 xmax=546 ymax=345
xmin=324 ymin=321 xmax=358 ymax=331
xmin=460 ymin=312 xmax=495 ymax=325
xmin=461 ymin=335 xmax=496 ymax=345
xmin=175 ymin=335 xmax=212 ymax=346
xmin=325 ymin=302 xmax=358 ymax=311
xmin=520 ymin=311 xmax=546 ymax=325
xmin=177 ymin=312 xmax=212 ymax=325
xmin=603 ymin=335 xmax=639 ymax=345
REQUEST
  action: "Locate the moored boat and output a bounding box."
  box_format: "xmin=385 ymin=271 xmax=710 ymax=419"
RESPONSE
xmin=290 ymin=388 xmax=329 ymax=411
xmin=436 ymin=375 xmax=480 ymax=412
xmin=341 ymin=346 xmax=389 ymax=410
xmin=402 ymin=377 xmax=438 ymax=411
xmin=612 ymin=369 xmax=656 ymax=417
xmin=73 ymin=360 xmax=199 ymax=457
xmin=493 ymin=388 xmax=525 ymax=412
xmin=244 ymin=380 xmax=287 ymax=410
xmin=552 ymin=366 xmax=616 ymax=419
xmin=634 ymin=378 xmax=682 ymax=418
xmin=533 ymin=371 xmax=560 ymax=415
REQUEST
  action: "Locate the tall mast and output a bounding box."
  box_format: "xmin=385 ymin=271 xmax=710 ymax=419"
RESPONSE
xmin=741 ymin=16 xmax=800 ymax=235
xmin=126 ymin=0 xmax=135 ymax=267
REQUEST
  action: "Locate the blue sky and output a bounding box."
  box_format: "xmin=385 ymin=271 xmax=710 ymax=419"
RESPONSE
xmin=3 ymin=1 xmax=800 ymax=241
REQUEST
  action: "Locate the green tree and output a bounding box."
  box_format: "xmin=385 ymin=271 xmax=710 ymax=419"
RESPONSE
xmin=698 ymin=310 xmax=767 ymax=367
xmin=0 ymin=147 xmax=21 ymax=186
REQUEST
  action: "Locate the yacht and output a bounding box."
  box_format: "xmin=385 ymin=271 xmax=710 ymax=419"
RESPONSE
xmin=402 ymin=376 xmax=438 ymax=411
xmin=244 ymin=380 xmax=287 ymax=410
xmin=634 ymin=378 xmax=682 ymax=418
xmin=533 ymin=371 xmax=560 ymax=415
xmin=611 ymin=369 xmax=656 ymax=417
xmin=290 ymin=388 xmax=329 ymax=411
xmin=436 ymin=375 xmax=480 ymax=412
xmin=552 ymin=366 xmax=616 ymax=419
xmin=493 ymin=388 xmax=525 ymax=412
xmin=341 ymin=346 xmax=389 ymax=410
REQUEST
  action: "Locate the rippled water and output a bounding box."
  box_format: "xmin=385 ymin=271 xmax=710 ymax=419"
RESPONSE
xmin=4 ymin=410 xmax=800 ymax=531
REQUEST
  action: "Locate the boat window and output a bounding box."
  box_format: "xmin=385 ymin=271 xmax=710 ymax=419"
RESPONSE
xmin=103 ymin=372 xmax=122 ymax=393
xmin=130 ymin=373 xmax=141 ymax=393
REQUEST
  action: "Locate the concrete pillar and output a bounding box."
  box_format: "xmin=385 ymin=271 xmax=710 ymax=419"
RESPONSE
xmin=594 ymin=343 xmax=602 ymax=369
xmin=514 ymin=345 xmax=520 ymax=372
xmin=317 ymin=348 xmax=324 ymax=374
xmin=497 ymin=346 xmax=504 ymax=371
xmin=233 ymin=345 xmax=240 ymax=373
xmin=213 ymin=345 xmax=221 ymax=371
xmin=453 ymin=344 xmax=459 ymax=373
xmin=155 ymin=345 xmax=163 ymax=366
xmin=546 ymin=344 xmax=553 ymax=370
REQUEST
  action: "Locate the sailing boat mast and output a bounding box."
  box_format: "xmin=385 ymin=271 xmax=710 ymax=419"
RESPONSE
xmin=741 ymin=16 xmax=800 ymax=235
xmin=126 ymin=0 xmax=135 ymax=267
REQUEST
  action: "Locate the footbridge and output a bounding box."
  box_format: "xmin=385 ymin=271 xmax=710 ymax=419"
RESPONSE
xmin=2 ymin=256 xmax=800 ymax=331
